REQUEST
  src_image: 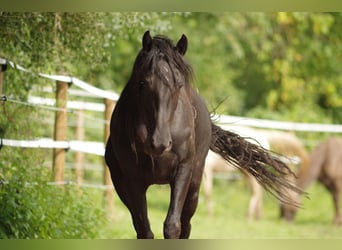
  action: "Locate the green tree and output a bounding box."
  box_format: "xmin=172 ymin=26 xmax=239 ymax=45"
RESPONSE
xmin=168 ymin=13 xmax=342 ymax=124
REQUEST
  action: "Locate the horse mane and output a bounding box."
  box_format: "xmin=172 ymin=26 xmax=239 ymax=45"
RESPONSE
xmin=131 ymin=35 xmax=194 ymax=86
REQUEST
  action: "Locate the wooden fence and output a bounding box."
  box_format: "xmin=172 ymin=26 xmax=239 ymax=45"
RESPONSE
xmin=0 ymin=58 xmax=118 ymax=216
xmin=2 ymin=57 xmax=342 ymax=219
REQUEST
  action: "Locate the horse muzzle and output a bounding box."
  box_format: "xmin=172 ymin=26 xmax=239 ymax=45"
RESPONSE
xmin=151 ymin=138 xmax=172 ymax=155
xmin=144 ymin=131 xmax=172 ymax=156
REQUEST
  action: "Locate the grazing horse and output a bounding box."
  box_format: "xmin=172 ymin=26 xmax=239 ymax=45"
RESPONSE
xmin=281 ymin=137 xmax=342 ymax=225
xmin=105 ymin=31 xmax=301 ymax=239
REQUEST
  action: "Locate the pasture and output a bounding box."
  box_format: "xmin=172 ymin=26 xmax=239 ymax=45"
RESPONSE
xmin=97 ymin=175 xmax=341 ymax=239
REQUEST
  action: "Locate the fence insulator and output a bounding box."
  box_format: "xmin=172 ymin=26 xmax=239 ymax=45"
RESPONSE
xmin=0 ymin=58 xmax=7 ymax=104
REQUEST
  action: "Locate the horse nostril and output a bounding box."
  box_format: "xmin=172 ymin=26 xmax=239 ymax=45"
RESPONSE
xmin=150 ymin=138 xmax=172 ymax=153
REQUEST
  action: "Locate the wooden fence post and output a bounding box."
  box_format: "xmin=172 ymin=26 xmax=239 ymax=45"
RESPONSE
xmin=53 ymin=80 xmax=68 ymax=185
xmin=104 ymin=98 xmax=115 ymax=217
xmin=75 ymin=110 xmax=84 ymax=189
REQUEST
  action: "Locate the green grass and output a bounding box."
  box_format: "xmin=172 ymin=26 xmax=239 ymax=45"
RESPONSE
xmin=92 ymin=178 xmax=341 ymax=239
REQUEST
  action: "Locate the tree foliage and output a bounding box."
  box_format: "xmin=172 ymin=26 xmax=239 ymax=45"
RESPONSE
xmin=166 ymin=13 xmax=342 ymax=123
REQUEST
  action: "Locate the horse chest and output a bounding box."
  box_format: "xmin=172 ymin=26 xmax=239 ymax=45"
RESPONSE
xmin=142 ymin=152 xmax=181 ymax=184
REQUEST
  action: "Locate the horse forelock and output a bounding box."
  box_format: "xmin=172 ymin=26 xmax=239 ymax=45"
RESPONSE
xmin=132 ymin=35 xmax=193 ymax=85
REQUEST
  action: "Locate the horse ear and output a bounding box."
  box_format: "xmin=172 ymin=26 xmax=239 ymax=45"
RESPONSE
xmin=176 ymin=34 xmax=188 ymax=56
xmin=142 ymin=30 xmax=152 ymax=51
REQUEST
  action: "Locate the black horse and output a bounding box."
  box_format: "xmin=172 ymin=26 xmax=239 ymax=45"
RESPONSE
xmin=105 ymin=31 xmax=301 ymax=239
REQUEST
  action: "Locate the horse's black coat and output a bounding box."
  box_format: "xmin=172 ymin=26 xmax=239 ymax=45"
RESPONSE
xmin=105 ymin=31 xmax=301 ymax=239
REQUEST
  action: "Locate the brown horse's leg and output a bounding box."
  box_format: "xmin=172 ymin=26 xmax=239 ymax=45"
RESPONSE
xmin=179 ymin=182 xmax=201 ymax=239
xmin=106 ymin=147 xmax=153 ymax=238
xmin=180 ymin=159 xmax=206 ymax=239
xmin=130 ymin=193 xmax=154 ymax=238
xmin=320 ymin=178 xmax=342 ymax=226
xmin=332 ymin=188 xmax=341 ymax=225
xmin=202 ymin=165 xmax=214 ymax=216
xmin=120 ymin=182 xmax=153 ymax=238
xmin=111 ymin=172 xmax=154 ymax=238
xmin=164 ymin=165 xmax=192 ymax=239
xmin=247 ymin=174 xmax=263 ymax=220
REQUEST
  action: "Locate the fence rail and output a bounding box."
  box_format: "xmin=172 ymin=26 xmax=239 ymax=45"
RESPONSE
xmin=5 ymin=58 xmax=119 ymax=101
xmin=214 ymin=114 xmax=342 ymax=133
xmin=1 ymin=138 xmax=105 ymax=156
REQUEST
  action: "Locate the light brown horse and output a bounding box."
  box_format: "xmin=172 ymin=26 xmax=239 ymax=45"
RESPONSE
xmin=203 ymin=127 xmax=308 ymax=220
xmin=281 ymin=137 xmax=342 ymax=225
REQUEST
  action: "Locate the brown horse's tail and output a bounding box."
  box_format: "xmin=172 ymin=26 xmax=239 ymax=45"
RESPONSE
xmin=210 ymin=123 xmax=304 ymax=206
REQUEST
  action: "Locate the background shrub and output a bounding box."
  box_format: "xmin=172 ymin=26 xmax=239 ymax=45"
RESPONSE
xmin=0 ymin=147 xmax=105 ymax=239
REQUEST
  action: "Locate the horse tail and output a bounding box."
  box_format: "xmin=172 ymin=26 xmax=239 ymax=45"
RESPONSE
xmin=209 ymin=122 xmax=304 ymax=206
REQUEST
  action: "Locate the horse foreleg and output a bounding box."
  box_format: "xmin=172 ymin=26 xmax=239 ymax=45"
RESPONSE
xmin=332 ymin=188 xmax=341 ymax=225
xmin=320 ymin=178 xmax=342 ymax=226
xmin=250 ymin=176 xmax=263 ymax=220
xmin=164 ymin=165 xmax=192 ymax=239
xmin=180 ymin=159 xmax=206 ymax=239
xmin=129 ymin=192 xmax=154 ymax=239
xmin=202 ymin=165 xmax=214 ymax=215
xmin=112 ymin=176 xmax=154 ymax=238
xmin=179 ymin=182 xmax=201 ymax=239
xmin=244 ymin=171 xmax=263 ymax=220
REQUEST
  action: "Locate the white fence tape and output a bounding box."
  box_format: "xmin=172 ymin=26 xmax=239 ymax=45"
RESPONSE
xmin=6 ymin=59 xmax=119 ymax=101
xmin=2 ymin=138 xmax=105 ymax=156
xmin=71 ymin=77 xmax=119 ymax=101
xmin=46 ymin=181 xmax=113 ymax=190
xmin=28 ymin=96 xmax=106 ymax=112
xmin=0 ymin=180 xmax=112 ymax=190
xmin=214 ymin=114 xmax=342 ymax=133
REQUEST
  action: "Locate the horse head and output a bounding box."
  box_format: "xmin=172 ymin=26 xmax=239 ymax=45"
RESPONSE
xmin=131 ymin=31 xmax=190 ymax=156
